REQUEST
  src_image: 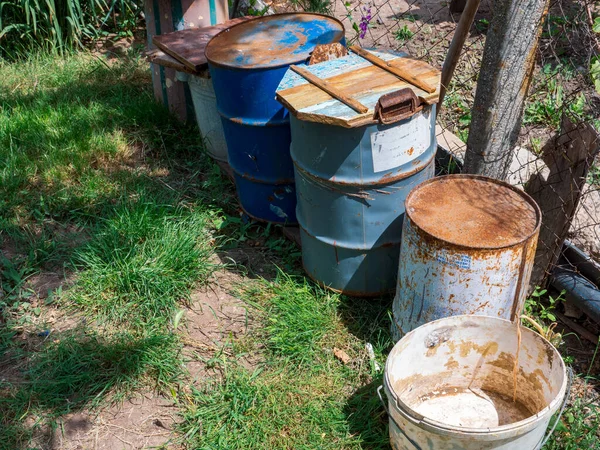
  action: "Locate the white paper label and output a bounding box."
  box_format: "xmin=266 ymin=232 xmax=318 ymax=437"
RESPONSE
xmin=370 ymin=111 xmax=431 ymax=173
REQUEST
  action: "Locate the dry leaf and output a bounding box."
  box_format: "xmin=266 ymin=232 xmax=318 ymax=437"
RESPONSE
xmin=333 ymin=347 xmax=351 ymax=365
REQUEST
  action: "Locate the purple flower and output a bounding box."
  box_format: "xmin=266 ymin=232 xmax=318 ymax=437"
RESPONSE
xmin=359 ymin=6 xmax=372 ymax=39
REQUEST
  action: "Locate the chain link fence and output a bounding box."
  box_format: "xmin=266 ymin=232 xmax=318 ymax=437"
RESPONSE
xmin=270 ymin=0 xmax=600 ymax=285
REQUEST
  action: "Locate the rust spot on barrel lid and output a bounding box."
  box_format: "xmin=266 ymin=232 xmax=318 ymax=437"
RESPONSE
xmin=406 ymin=175 xmax=541 ymax=249
xmin=205 ymin=13 xmax=345 ymax=69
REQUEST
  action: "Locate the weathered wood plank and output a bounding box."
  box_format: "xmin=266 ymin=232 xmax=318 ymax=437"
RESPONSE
xmin=290 ymin=65 xmax=368 ymax=114
xmin=349 ymin=46 xmax=436 ymax=93
xmin=147 ymin=49 xmax=198 ymax=74
xmin=276 ymin=51 xmax=441 ymax=128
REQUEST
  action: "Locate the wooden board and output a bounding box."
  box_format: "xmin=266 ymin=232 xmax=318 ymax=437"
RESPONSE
xmin=146 ymin=49 xmax=198 ymax=74
xmin=152 ymin=17 xmax=252 ymax=72
xmin=276 ymin=51 xmax=441 ymax=128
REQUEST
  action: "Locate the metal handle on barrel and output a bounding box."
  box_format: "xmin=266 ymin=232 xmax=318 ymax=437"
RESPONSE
xmin=374 ymin=88 xmax=423 ymax=125
xmin=535 ymin=365 xmax=573 ymax=450
xmin=377 ymin=385 xmax=424 ymax=450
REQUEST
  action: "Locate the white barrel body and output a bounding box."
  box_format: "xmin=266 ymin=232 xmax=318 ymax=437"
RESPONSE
xmin=391 ymin=175 xmax=541 ymax=342
xmin=384 ymin=315 xmax=567 ymax=450
xmin=391 ymin=216 xmax=538 ymax=341
xmin=178 ymin=72 xmax=228 ymax=162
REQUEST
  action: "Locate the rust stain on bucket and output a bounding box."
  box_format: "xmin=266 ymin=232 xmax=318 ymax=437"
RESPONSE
xmin=384 ymin=316 xmax=568 ymax=450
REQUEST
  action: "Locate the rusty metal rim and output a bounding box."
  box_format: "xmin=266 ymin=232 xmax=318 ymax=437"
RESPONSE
xmin=292 ymin=151 xmax=436 ymax=188
xmin=384 ymin=315 xmax=568 ymax=436
xmin=302 ymin=262 xmax=394 ymax=298
xmin=230 ymin=167 xmax=295 ymax=185
xmin=405 ymin=174 xmax=542 ymax=251
xmin=219 ymin=110 xmax=289 ymax=127
xmin=205 ymin=13 xmax=345 ymax=70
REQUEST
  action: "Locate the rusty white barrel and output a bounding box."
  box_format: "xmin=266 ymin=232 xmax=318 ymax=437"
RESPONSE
xmin=383 ymin=315 xmax=569 ymax=450
xmin=392 ymin=175 xmax=541 ymax=341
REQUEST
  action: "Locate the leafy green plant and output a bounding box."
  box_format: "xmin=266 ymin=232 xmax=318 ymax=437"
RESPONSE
xmin=524 ymin=65 xmax=590 ymax=129
xmin=289 ymin=0 xmax=330 ymax=13
xmin=541 ymin=15 xmax=568 ymax=39
xmin=394 ymin=24 xmax=414 ymax=44
xmin=591 ymin=58 xmax=600 ymax=94
xmin=440 ymin=82 xmax=473 ymax=142
xmin=524 ymin=287 xmax=565 ymax=322
xmin=0 ymin=0 xmax=142 ymax=58
xmin=521 ymin=287 xmax=565 ymax=346
xmin=475 ymin=18 xmax=489 ymax=32
xmin=545 ymin=384 xmax=600 ymax=449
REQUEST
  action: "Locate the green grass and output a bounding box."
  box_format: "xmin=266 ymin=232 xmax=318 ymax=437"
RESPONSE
xmin=441 ymin=81 xmax=472 ymax=142
xmin=394 ymin=25 xmax=414 ymax=44
xmin=179 ymin=272 xmax=391 ymax=449
xmin=0 ymin=51 xmax=221 ymax=448
xmin=71 ymin=200 xmax=214 ymax=328
xmin=1 ymin=50 xmax=598 ymax=450
xmin=0 ymin=329 xmax=182 ymax=448
xmin=523 ymin=64 xmax=591 ymax=129
xmin=0 ymin=0 xmax=143 ymax=58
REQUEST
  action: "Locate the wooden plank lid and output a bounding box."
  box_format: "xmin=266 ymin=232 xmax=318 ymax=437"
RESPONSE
xmin=275 ymin=50 xmax=441 ymax=128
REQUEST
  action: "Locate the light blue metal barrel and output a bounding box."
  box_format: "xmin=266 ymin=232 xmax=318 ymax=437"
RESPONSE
xmin=276 ymin=50 xmax=442 ymax=296
xmin=205 ymin=13 xmax=345 ymax=223
xmin=290 ymin=108 xmax=436 ymax=296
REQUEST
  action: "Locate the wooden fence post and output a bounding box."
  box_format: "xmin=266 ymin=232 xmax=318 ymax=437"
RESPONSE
xmin=526 ymin=116 xmax=600 ymax=289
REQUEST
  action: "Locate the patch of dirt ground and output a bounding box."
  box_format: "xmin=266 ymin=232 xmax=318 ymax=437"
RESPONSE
xmin=32 ymin=394 xmax=179 ymax=450
xmin=39 ymin=268 xmax=251 ymax=450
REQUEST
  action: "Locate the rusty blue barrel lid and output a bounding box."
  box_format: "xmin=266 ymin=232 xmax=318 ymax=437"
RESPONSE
xmin=205 ymin=13 xmax=345 ymax=69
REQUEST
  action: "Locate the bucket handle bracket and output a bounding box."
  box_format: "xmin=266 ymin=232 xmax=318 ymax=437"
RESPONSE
xmin=377 ymin=385 xmax=424 ymax=450
xmin=374 ymin=88 xmax=423 ymax=125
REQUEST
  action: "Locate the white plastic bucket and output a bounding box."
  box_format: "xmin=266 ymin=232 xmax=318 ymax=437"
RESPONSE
xmin=176 ymin=71 xmax=229 ymax=162
xmin=382 ymin=315 xmax=570 ymax=450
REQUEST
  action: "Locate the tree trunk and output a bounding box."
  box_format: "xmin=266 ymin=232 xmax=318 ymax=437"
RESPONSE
xmin=526 ymin=116 xmax=600 ymax=289
xmin=463 ymin=0 xmax=549 ymax=180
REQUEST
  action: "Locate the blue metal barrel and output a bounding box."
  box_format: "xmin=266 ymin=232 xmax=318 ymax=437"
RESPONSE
xmin=205 ymin=13 xmax=345 ymax=223
xmin=291 ymin=106 xmax=437 ymax=296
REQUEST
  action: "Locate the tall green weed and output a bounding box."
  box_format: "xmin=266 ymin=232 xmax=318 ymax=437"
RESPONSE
xmin=0 ymin=0 xmax=142 ymax=58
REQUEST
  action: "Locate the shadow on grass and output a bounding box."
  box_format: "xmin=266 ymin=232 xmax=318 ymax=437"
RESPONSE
xmin=337 ymin=296 xmax=394 ymax=449
xmin=0 ymin=53 xmax=237 ymax=274
xmin=0 ymin=52 xmax=234 ymax=448
xmin=344 ymin=375 xmax=391 ymax=450
xmin=0 ymin=326 xmax=182 ymax=449
xmin=338 ymin=294 xmax=394 ymax=350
